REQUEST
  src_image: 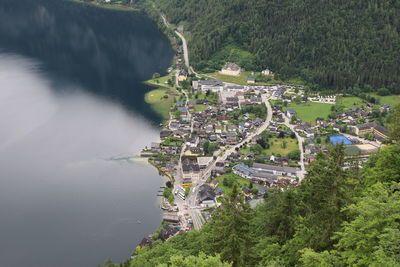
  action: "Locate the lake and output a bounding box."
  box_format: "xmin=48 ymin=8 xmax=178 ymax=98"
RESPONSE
xmin=0 ymin=0 xmax=173 ymax=266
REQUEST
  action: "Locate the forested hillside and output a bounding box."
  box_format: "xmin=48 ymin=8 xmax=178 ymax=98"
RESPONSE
xmin=145 ymin=0 xmax=400 ymax=92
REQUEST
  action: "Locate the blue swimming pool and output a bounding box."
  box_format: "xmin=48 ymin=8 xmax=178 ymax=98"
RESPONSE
xmin=330 ymin=135 xmax=353 ymax=145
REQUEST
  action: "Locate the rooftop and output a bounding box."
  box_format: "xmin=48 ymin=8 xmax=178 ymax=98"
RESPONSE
xmin=198 ymin=79 xmax=224 ymax=86
xmin=252 ymin=163 xmax=297 ymax=174
xmin=222 ymin=62 xmax=241 ymax=71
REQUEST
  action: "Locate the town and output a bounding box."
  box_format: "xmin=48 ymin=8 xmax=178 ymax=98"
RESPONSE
xmin=138 ymin=56 xmax=392 ymax=246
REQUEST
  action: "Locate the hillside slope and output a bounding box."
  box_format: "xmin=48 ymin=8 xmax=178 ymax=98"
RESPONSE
xmin=149 ymin=0 xmax=400 ymax=92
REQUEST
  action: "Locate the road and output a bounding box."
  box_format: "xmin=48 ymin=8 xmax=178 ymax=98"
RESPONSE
xmin=160 ymin=13 xmax=204 ymax=230
xmin=188 ymin=93 xmax=274 ymax=229
xmin=175 ymin=30 xmax=189 ymax=70
xmin=201 ymin=92 xmax=274 ymax=180
xmin=160 ymin=13 xmax=190 ymax=72
xmin=281 ymin=115 xmax=306 ymax=180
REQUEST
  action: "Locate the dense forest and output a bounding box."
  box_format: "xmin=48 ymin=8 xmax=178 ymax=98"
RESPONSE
xmin=96 ymin=107 xmax=400 ymax=267
xmin=142 ymin=0 xmax=400 ymax=93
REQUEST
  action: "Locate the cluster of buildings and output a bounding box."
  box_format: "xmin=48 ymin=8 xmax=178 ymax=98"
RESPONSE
xmin=139 ymin=58 xmax=392 ymax=244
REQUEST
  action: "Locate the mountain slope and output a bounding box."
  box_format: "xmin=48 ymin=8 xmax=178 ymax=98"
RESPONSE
xmin=150 ymin=0 xmax=400 ymax=92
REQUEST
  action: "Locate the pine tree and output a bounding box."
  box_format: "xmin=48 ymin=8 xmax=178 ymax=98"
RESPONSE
xmin=204 ymin=185 xmax=252 ymax=267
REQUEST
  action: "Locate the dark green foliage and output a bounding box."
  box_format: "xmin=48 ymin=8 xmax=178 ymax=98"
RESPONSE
xmin=388 ymin=104 xmax=400 ymax=141
xmin=202 ymin=185 xmax=252 ymax=267
xmin=364 ymin=142 xmax=400 ymax=184
xmin=148 ymin=0 xmax=400 ymax=92
xmin=203 ymin=141 xmax=219 ymax=156
xmin=241 ymin=104 xmax=267 ymax=120
xmin=287 ymin=149 xmax=301 ymax=160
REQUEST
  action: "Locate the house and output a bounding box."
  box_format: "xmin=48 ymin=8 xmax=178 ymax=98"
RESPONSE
xmin=215 ymin=161 xmax=226 ymax=173
xmin=177 ymin=107 xmax=189 ymax=120
xmin=257 ymin=186 xmax=267 ymax=197
xmin=247 ymin=77 xmax=256 ymax=84
xmin=169 ymin=121 xmax=180 ymax=131
xmin=251 ymin=97 xmax=262 ymax=103
xmin=251 ymin=171 xmax=279 ymax=184
xmin=244 ymin=152 xmax=255 ymax=160
xmin=160 ymin=129 xmax=173 ymax=139
xmin=178 ymin=69 xmax=188 ymax=81
xmin=192 ymin=80 xmax=224 ymax=92
xmin=198 ymin=184 xmax=216 ymax=207
xmin=243 ymin=187 xmax=252 ymax=196
xmin=181 ymin=156 xmax=201 ymax=180
xmin=189 ymin=147 xmax=202 ymax=155
xmin=215 ymin=188 xmax=224 ymax=196
xmin=197 ymin=157 xmax=214 ymax=170
xmin=304 ymin=128 xmax=315 ymax=138
xmin=286 ymin=109 xmax=297 ymax=119
xmin=186 ymin=135 xmax=199 ymax=147
xmin=210 ymin=180 xmax=219 ymax=189
xmin=225 ymin=85 xmax=245 ymax=92
xmin=176 ymin=100 xmax=185 ymax=106
xmin=159 ymin=225 xmax=179 ymax=241
xmin=151 ymin=142 xmax=161 ymax=153
xmin=226 ymin=132 xmax=237 ymax=144
xmin=354 ymin=122 xmax=389 ymax=139
xmin=333 ymin=124 xmax=341 ymax=132
xmin=232 ymin=163 xmax=254 ymax=178
xmin=262 ymin=69 xmax=273 ymax=76
xmin=220 ymin=62 xmax=241 ymax=76
xmin=162 ymin=213 xmax=180 ymax=224
xmin=380 ymin=104 xmax=391 ymax=112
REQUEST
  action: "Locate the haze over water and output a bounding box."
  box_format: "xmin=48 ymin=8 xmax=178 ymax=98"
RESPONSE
xmin=0 ymin=0 xmax=173 ymax=266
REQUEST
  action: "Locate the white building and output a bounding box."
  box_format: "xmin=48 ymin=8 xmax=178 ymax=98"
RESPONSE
xmin=262 ymin=69 xmax=273 ymax=76
xmin=286 ymin=109 xmax=297 ymax=119
xmin=192 ymin=80 xmax=224 ymax=92
xmin=252 ymin=163 xmax=297 ymax=178
xmin=220 ymin=62 xmax=241 ymax=76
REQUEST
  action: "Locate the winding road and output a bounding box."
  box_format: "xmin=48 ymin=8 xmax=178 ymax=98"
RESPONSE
xmin=201 ymin=92 xmax=274 ymax=180
xmin=160 ymin=14 xmax=190 ymax=71
xmin=281 ymin=115 xmax=306 ymax=180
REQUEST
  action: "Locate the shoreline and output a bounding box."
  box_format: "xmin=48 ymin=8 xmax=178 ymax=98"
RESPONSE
xmin=69 ymin=0 xmax=138 ymax=12
xmin=68 ymin=0 xmax=181 ymax=256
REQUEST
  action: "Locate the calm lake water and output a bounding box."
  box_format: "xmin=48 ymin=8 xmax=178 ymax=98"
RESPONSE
xmin=0 ymin=0 xmax=173 ymax=266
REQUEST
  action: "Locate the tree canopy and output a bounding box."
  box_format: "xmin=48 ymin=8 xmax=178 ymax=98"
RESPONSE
xmin=145 ymin=0 xmax=400 ymax=92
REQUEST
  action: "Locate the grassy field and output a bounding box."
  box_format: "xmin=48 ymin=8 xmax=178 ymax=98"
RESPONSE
xmin=336 ymin=96 xmax=365 ymax=109
xmin=264 ymin=138 xmax=298 ymax=156
xmin=145 ymin=89 xmax=175 ymax=120
xmin=208 ymin=71 xmax=252 ymax=85
xmin=190 ymin=91 xmax=219 ymax=104
xmin=367 ymin=94 xmax=400 ymax=106
xmin=145 ymin=74 xmax=173 ymax=88
xmin=215 ymin=173 xmax=251 ymax=195
xmin=194 ymin=104 xmax=207 ymax=112
xmin=284 ymin=102 xmax=332 ymax=122
xmin=242 ymin=137 xmax=298 ymax=156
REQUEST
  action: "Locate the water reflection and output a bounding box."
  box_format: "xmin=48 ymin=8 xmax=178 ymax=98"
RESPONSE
xmin=0 ymin=52 xmax=165 ymax=267
xmin=0 ymin=0 xmax=173 ymax=122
